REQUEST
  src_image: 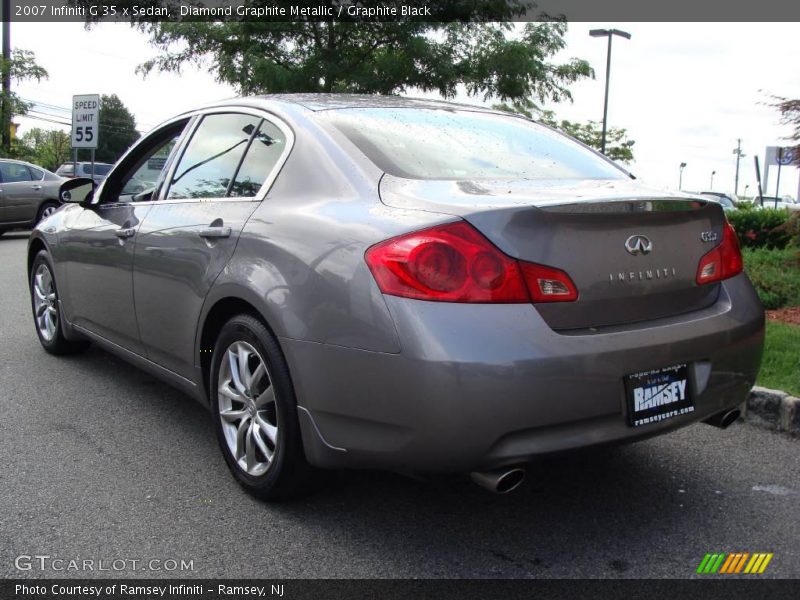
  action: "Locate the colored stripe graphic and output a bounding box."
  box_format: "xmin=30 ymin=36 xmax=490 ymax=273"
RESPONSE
xmin=697 ymin=554 xmax=713 ymax=574
xmin=734 ymin=553 xmax=750 ymax=573
xmin=699 ymin=552 xmax=773 ymax=574
xmin=719 ymin=554 xmax=736 ymax=573
xmin=758 ymin=553 xmax=773 ymax=573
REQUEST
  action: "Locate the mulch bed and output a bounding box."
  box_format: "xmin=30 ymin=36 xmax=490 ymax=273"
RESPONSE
xmin=766 ymin=306 xmax=800 ymax=326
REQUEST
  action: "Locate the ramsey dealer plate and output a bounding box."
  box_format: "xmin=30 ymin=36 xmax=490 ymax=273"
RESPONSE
xmin=625 ymin=364 xmax=694 ymax=427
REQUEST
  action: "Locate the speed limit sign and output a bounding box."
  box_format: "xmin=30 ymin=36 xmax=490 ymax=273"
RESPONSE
xmin=71 ymin=94 xmax=100 ymax=149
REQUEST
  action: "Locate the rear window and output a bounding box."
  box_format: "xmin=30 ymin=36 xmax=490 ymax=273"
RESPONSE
xmin=0 ymin=162 xmax=33 ymax=182
xmin=320 ymin=108 xmax=626 ymax=181
xmin=81 ymin=164 xmax=112 ymax=176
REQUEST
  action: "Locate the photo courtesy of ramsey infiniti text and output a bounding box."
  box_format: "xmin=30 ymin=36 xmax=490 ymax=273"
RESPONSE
xmin=28 ymin=95 xmax=764 ymax=499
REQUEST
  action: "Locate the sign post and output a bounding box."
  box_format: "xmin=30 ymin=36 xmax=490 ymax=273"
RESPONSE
xmin=71 ymin=94 xmax=100 ymax=178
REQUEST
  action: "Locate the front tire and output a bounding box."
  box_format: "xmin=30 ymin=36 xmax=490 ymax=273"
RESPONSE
xmin=210 ymin=314 xmax=314 ymax=500
xmin=29 ymin=250 xmax=89 ymax=355
xmin=36 ymin=201 xmax=60 ymax=224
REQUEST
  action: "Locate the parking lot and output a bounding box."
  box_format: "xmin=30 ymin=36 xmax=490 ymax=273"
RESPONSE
xmin=1 ymin=230 xmax=798 ymax=579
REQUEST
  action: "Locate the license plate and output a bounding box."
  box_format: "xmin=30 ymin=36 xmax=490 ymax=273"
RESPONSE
xmin=625 ymin=364 xmax=694 ymax=427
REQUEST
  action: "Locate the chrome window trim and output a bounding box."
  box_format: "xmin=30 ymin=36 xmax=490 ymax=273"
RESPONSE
xmin=157 ymin=106 xmax=295 ymax=205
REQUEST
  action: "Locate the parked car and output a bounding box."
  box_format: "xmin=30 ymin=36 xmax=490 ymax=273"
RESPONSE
xmin=698 ymin=191 xmax=738 ymax=211
xmin=28 ymin=96 xmax=765 ymax=499
xmin=754 ymin=196 xmax=800 ymax=212
xmin=696 ymin=193 xmax=737 ymax=212
xmin=55 ymin=161 xmax=113 ymax=184
xmin=0 ymin=159 xmax=65 ymax=236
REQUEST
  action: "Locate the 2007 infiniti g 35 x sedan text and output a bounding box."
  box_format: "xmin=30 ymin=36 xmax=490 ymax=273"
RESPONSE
xmin=28 ymin=95 xmax=764 ymax=499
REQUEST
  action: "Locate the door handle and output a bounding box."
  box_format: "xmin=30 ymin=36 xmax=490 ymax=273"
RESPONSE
xmin=31 ymin=185 xmax=42 ymax=191
xmin=198 ymin=226 xmax=232 ymax=239
xmin=114 ymin=228 xmax=136 ymax=239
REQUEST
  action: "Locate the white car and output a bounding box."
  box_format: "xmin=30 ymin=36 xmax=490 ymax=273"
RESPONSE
xmin=755 ymin=196 xmax=800 ymax=211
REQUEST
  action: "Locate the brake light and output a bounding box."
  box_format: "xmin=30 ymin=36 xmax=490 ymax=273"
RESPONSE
xmin=695 ymin=222 xmax=743 ymax=285
xmin=519 ymin=262 xmax=579 ymax=302
xmin=365 ymin=221 xmax=578 ymax=303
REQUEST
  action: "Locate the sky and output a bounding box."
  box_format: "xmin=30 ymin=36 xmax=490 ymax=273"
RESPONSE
xmin=10 ymin=21 xmax=800 ymax=199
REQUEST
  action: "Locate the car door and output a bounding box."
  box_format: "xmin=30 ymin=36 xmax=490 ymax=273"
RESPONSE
xmin=0 ymin=161 xmax=42 ymax=224
xmin=60 ymin=119 xmax=192 ymax=355
xmin=132 ymin=110 xmax=291 ymax=380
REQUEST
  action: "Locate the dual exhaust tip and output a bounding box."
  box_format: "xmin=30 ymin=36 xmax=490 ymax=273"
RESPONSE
xmin=470 ymin=408 xmax=740 ymax=493
xmin=470 ymin=467 xmax=526 ymax=494
xmin=703 ymin=408 xmax=741 ymax=429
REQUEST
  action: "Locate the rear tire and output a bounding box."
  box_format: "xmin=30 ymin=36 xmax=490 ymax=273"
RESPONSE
xmin=210 ymin=313 xmax=315 ymax=501
xmin=29 ymin=250 xmax=89 ymax=355
xmin=36 ymin=201 xmax=60 ymax=225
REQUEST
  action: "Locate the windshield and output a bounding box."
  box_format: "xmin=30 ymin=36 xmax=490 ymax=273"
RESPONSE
xmin=320 ymin=107 xmax=626 ymax=181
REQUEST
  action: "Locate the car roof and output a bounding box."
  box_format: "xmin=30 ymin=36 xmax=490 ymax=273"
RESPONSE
xmin=194 ymin=93 xmax=503 ymax=117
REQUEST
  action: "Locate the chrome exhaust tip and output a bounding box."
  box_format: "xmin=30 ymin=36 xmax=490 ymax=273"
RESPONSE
xmin=703 ymin=408 xmax=741 ymax=429
xmin=470 ymin=467 xmax=526 ymax=494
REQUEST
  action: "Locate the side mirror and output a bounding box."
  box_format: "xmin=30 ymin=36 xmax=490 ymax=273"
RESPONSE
xmin=59 ymin=177 xmax=95 ymax=205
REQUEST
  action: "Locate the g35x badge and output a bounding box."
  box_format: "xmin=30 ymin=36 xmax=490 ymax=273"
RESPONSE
xmin=700 ymin=231 xmax=718 ymax=243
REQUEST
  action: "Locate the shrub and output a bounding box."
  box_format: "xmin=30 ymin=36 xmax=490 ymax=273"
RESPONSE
xmin=742 ymin=247 xmax=800 ymax=309
xmin=778 ymin=211 xmax=800 ymax=247
xmin=728 ymin=208 xmax=791 ymax=249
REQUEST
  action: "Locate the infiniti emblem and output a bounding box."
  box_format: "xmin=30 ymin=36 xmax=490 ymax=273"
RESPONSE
xmin=625 ymin=234 xmax=653 ymax=256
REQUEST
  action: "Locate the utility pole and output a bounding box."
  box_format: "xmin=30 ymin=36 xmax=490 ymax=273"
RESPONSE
xmin=732 ymin=139 xmax=745 ymax=196
xmin=1 ymin=0 xmax=11 ymax=154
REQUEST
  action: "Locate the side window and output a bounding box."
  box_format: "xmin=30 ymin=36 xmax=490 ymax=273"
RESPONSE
xmin=100 ymin=119 xmax=190 ymax=203
xmin=167 ymin=113 xmax=261 ymax=200
xmin=119 ymin=134 xmax=181 ymax=197
xmin=0 ymin=162 xmax=33 ymax=182
xmin=229 ymin=120 xmax=287 ymax=198
xmin=28 ymin=166 xmax=44 ymax=181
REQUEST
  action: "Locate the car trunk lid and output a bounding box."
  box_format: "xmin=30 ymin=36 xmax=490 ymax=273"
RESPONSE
xmin=380 ymin=176 xmax=726 ymax=330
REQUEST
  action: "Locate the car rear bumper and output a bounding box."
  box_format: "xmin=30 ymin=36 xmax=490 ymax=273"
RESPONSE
xmin=284 ymin=273 xmax=764 ymax=473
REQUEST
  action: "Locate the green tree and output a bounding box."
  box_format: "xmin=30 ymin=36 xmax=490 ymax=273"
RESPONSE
xmin=19 ymin=127 xmax=72 ymax=171
xmin=0 ymin=49 xmax=48 ymax=156
xmin=494 ymin=99 xmax=635 ymax=163
xmin=127 ymin=6 xmax=591 ymax=103
xmin=95 ymin=94 xmax=140 ymax=163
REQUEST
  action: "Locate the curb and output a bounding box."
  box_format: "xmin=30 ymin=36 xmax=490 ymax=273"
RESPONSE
xmin=743 ymin=386 xmax=800 ymax=435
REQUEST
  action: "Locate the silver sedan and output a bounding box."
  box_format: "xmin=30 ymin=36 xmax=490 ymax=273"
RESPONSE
xmin=28 ymin=95 xmax=764 ymax=499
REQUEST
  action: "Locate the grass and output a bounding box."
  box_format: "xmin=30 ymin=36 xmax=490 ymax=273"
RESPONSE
xmin=757 ymin=321 xmax=800 ymax=396
xmin=742 ymin=247 xmax=800 ymax=309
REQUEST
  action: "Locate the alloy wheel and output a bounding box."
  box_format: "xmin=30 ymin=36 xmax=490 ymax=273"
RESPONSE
xmin=33 ymin=264 xmax=58 ymax=341
xmin=217 ymin=341 xmax=278 ymax=477
xmin=40 ymin=205 xmax=58 ymax=220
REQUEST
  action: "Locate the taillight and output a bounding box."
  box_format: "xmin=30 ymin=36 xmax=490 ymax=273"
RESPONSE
xmin=696 ymin=222 xmax=743 ymax=285
xmin=365 ymin=221 xmax=578 ymax=303
xmin=519 ymin=262 xmax=579 ymax=302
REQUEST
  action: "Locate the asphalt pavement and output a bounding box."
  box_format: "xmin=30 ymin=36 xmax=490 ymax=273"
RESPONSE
xmin=1 ymin=230 xmax=798 ymax=579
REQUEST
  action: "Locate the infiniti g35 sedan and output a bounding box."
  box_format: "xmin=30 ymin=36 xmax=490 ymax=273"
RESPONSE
xmin=28 ymin=95 xmax=764 ymax=499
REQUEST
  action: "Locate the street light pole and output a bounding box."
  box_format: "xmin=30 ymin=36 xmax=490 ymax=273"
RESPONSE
xmin=710 ymin=170 xmax=716 ymax=190
xmin=732 ymin=139 xmax=745 ymax=196
xmin=589 ymin=28 xmax=631 ymax=155
xmin=679 ymin=162 xmax=687 ymax=190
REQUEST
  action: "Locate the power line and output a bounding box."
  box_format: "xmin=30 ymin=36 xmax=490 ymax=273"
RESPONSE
xmin=20 ymin=97 xmax=71 ymax=114
xmin=20 ymin=96 xmax=151 ymax=132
